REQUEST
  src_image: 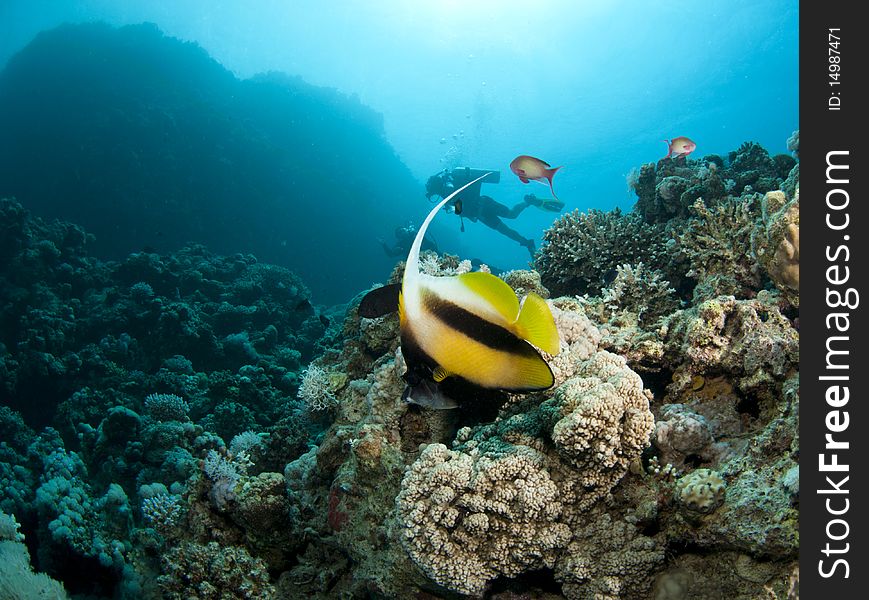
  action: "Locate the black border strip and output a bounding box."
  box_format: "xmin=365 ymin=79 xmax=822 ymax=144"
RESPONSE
xmin=800 ymin=1 xmax=867 ymax=596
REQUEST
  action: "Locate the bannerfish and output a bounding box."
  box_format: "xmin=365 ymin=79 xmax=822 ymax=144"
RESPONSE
xmin=509 ymin=155 xmax=562 ymax=202
xmin=359 ymin=174 xmax=560 ymax=408
xmin=662 ymin=136 xmax=696 ymax=159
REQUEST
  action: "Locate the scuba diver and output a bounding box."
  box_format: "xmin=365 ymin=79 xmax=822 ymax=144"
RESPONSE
xmin=379 ymin=223 xmax=438 ymax=258
xmin=424 ymin=166 xmax=563 ymax=257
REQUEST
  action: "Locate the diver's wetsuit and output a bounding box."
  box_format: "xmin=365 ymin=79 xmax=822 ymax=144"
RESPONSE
xmin=459 ymin=195 xmax=535 ymax=252
xmin=426 ymin=168 xmax=537 ymax=256
xmin=381 ymin=227 xmax=438 ymax=258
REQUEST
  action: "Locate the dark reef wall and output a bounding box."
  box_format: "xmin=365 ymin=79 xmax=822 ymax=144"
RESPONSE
xmin=0 ymin=22 xmax=419 ymax=304
xmin=0 ymin=197 xmax=332 ymax=436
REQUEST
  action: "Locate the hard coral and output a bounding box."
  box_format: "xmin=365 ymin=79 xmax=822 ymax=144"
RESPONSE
xmin=157 ymin=541 xmax=276 ymax=599
xmin=535 ymin=208 xmax=670 ymax=297
xmin=653 ymin=404 xmax=715 ymax=468
xmin=396 ymin=443 xmax=571 ymax=597
xmin=753 ymin=189 xmax=799 ymax=307
xmin=557 ymin=511 xmax=664 ymax=600
xmin=601 ymin=263 xmax=679 ymax=325
xmin=547 ymin=352 xmax=655 ymax=507
xmin=144 ymin=393 xmax=190 ymax=422
xmin=396 ymin=301 xmax=656 ymax=597
xmin=666 ymin=293 xmax=798 ymax=400
xmin=727 ymin=142 xmax=780 ymax=193
xmin=634 ymin=158 xmax=728 ymax=223
xmin=676 ymin=468 xmax=726 ymax=513
xmin=675 ymin=196 xmax=763 ymax=302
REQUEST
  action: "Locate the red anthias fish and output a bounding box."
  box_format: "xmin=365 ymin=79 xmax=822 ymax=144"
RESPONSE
xmin=509 ymin=155 xmax=562 ymax=201
xmin=662 ymin=136 xmax=697 ymax=159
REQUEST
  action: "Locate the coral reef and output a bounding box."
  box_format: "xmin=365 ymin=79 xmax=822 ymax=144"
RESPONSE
xmin=535 ymin=208 xmax=673 ymax=296
xmin=0 ymin=134 xmax=799 ymax=599
xmin=753 ymin=189 xmax=800 ymax=307
xmin=674 ymin=196 xmax=763 ymax=302
xmin=601 ymin=263 xmax=680 ymax=324
xmin=0 ymin=198 xmax=328 ymax=440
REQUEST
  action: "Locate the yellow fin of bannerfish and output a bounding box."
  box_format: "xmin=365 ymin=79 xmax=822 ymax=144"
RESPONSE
xmin=458 ymin=271 xmax=520 ymax=322
xmin=515 ymin=293 xmax=561 ymax=355
xmin=432 ymin=366 xmax=450 ymax=382
xmin=398 ymin=289 xmax=406 ymax=326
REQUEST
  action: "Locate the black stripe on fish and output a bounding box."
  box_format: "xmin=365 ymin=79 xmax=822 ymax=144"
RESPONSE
xmin=400 ymin=326 xmax=436 ymax=373
xmin=421 ymin=289 xmax=541 ymax=360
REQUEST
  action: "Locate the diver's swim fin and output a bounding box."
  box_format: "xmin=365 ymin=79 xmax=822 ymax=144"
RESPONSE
xmin=540 ymin=199 xmax=564 ymax=212
xmin=525 ymin=194 xmax=563 ymax=212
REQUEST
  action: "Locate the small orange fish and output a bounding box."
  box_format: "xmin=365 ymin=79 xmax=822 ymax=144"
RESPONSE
xmin=509 ymin=155 xmax=562 ymax=201
xmin=662 ymin=136 xmax=696 ymax=159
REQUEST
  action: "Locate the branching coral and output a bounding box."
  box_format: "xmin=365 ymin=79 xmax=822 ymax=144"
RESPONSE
xmin=141 ymin=493 xmax=183 ymax=538
xmin=535 ymin=208 xmax=671 ymax=296
xmin=601 ymin=263 xmax=680 ymax=325
xmin=675 ymin=197 xmax=764 ymax=302
xmin=143 ymin=393 xmax=190 ymax=422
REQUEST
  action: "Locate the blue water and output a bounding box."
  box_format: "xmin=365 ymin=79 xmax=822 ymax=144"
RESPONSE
xmin=0 ymin=0 xmax=798 ymax=304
